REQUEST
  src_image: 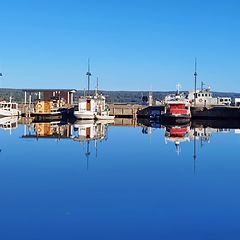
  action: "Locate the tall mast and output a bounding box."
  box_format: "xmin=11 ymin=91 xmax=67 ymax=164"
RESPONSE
xmin=86 ymin=59 xmax=91 ymax=95
xmin=193 ymin=127 xmax=197 ymax=174
xmin=95 ymin=77 xmax=99 ymax=96
xmin=194 ymin=58 xmax=197 ymax=106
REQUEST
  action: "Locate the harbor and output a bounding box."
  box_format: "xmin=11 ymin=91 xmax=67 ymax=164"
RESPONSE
xmin=2 ymin=0 xmax=240 ymax=239
xmin=12 ymin=86 xmax=240 ymax=122
xmin=3 ymin=90 xmax=240 ymax=122
xmin=1 ymin=58 xmax=240 ymax=123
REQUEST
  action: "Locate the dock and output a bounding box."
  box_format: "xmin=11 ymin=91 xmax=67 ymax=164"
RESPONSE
xmin=109 ymin=104 xmax=144 ymax=118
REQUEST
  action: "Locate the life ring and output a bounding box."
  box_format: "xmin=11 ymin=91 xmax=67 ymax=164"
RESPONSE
xmin=37 ymin=103 xmax=42 ymax=109
xmin=199 ymin=98 xmax=203 ymax=103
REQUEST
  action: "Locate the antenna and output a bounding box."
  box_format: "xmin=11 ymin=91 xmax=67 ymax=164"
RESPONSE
xmin=86 ymin=59 xmax=92 ymax=95
xmin=194 ymin=58 xmax=197 ymax=106
xmin=176 ymin=83 xmax=181 ymax=94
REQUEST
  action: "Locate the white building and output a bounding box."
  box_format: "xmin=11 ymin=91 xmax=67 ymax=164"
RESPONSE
xmin=187 ymin=89 xmax=231 ymax=106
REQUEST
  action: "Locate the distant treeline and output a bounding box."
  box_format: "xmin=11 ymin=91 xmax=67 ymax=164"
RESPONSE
xmin=1 ymin=88 xmax=240 ymax=104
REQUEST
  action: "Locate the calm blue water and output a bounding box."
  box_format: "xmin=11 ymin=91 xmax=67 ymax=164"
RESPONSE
xmin=0 ymin=120 xmax=240 ymax=239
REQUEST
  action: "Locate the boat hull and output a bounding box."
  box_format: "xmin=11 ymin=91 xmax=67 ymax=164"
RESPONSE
xmin=32 ymin=112 xmax=62 ymax=122
xmin=0 ymin=110 xmax=21 ymax=117
xmin=95 ymin=115 xmax=115 ymax=120
xmin=74 ymin=111 xmax=95 ymax=120
xmin=162 ymin=114 xmax=191 ymax=124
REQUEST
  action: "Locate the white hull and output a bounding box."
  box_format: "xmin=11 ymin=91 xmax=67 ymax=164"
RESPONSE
xmin=95 ymin=114 xmax=115 ymax=120
xmin=0 ymin=109 xmax=21 ymax=117
xmin=96 ymin=119 xmax=115 ymax=125
xmin=74 ymin=111 xmax=95 ymax=120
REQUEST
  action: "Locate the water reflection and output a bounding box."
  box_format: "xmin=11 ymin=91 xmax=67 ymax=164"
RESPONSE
xmin=1 ymin=117 xmax=240 ymax=238
xmin=73 ymin=120 xmax=110 ymax=142
xmin=1 ymin=117 xmax=240 ymax=155
xmin=0 ymin=116 xmax=18 ymax=134
xmin=23 ymin=121 xmax=72 ymax=139
xmin=21 ymin=120 xmax=111 ymax=142
xmin=164 ymin=124 xmax=190 ymax=155
xmin=138 ymin=118 xmax=237 ymax=154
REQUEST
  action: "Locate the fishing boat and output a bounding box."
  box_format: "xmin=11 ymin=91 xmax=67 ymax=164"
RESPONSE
xmin=74 ymin=96 xmax=96 ymax=120
xmin=95 ymin=94 xmax=114 ymax=120
xmin=162 ymin=86 xmax=191 ymax=124
xmin=0 ymin=97 xmax=21 ymax=117
xmin=74 ymin=65 xmax=114 ymax=120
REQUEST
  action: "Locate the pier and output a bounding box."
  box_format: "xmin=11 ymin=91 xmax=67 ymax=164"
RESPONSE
xmin=109 ymin=103 xmax=144 ymax=118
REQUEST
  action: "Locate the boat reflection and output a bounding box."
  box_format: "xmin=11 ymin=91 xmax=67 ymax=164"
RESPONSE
xmin=138 ymin=118 xmax=234 ymax=155
xmin=72 ymin=120 xmax=111 ymax=142
xmin=22 ymin=121 xmax=72 ymax=139
xmin=164 ymin=124 xmax=190 ymax=155
xmin=0 ymin=116 xmax=19 ymax=134
xmin=22 ymin=120 xmax=112 ymax=142
xmin=72 ymin=120 xmax=112 ymax=169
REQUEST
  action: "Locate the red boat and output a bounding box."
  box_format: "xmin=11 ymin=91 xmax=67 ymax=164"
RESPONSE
xmin=162 ymin=99 xmax=191 ymax=124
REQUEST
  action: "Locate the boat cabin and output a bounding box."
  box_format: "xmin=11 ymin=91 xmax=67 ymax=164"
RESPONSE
xmin=187 ymin=89 xmax=232 ymax=106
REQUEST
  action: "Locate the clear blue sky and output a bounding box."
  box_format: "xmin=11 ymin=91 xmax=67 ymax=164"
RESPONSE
xmin=0 ymin=0 xmax=240 ymax=92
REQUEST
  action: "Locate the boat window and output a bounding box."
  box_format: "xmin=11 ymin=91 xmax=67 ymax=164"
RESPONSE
xmin=198 ymin=94 xmax=200 ymax=97
xmin=220 ymin=99 xmax=223 ymax=102
xmin=205 ymin=94 xmax=208 ymax=97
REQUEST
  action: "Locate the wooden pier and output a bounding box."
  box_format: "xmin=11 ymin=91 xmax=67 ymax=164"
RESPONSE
xmin=109 ymin=103 xmax=144 ymax=118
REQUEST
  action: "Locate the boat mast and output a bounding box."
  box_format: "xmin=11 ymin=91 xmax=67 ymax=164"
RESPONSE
xmin=86 ymin=59 xmax=91 ymax=96
xmin=193 ymin=127 xmax=197 ymax=174
xmin=95 ymin=77 xmax=99 ymax=96
xmin=194 ymin=58 xmax=197 ymax=106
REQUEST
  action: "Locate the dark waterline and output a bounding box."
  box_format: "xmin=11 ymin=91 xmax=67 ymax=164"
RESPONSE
xmin=0 ymin=119 xmax=240 ymax=239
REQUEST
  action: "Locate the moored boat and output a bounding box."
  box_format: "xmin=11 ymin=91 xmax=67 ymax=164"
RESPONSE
xmin=162 ymin=89 xmax=191 ymax=124
xmin=95 ymin=94 xmax=114 ymax=120
xmin=74 ymin=96 xmax=96 ymax=120
xmin=0 ymin=98 xmax=21 ymax=117
xmin=32 ymin=100 xmax=71 ymax=121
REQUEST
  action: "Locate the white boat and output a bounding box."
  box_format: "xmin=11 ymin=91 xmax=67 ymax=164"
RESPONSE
xmin=74 ymin=96 xmax=96 ymax=120
xmin=95 ymin=95 xmax=114 ymax=120
xmin=0 ymin=98 xmax=21 ymax=117
xmin=187 ymin=87 xmax=231 ymax=106
xmin=74 ymin=95 xmax=114 ymax=120
xmin=74 ymin=62 xmax=114 ymax=120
